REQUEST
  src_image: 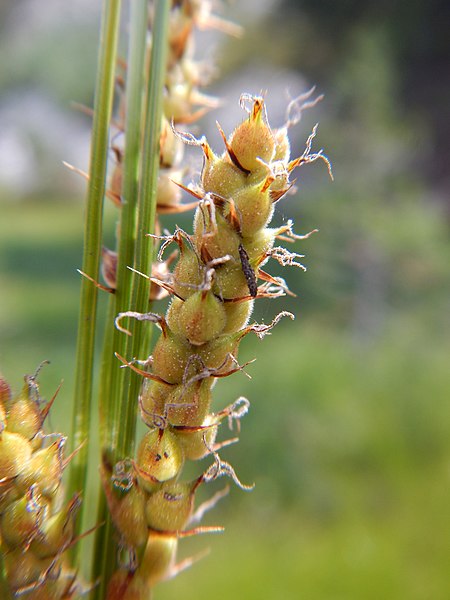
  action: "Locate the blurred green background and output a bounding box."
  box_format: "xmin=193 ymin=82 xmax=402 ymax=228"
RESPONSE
xmin=1 ymin=1 xmax=449 ymax=598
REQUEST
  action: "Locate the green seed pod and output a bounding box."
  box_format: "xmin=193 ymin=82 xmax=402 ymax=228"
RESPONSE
xmin=172 ymin=241 xmax=203 ymax=300
xmin=213 ymin=262 xmax=250 ymax=300
xmin=4 ymin=547 xmax=56 ymax=591
xmin=164 ymin=379 xmax=212 ymax=427
xmin=5 ymin=379 xmax=43 ymax=441
xmin=222 ymin=299 xmax=254 ymax=333
xmin=151 ymin=331 xmax=192 ymax=384
xmin=136 ymin=429 xmax=184 ymax=488
xmin=193 ymin=204 xmax=240 ymax=261
xmin=228 ymin=97 xmax=275 ymax=173
xmin=242 ymin=227 xmax=277 ymax=264
xmin=17 ymin=436 xmax=65 ymax=498
xmin=137 ymin=531 xmax=178 ymax=587
xmin=224 ymin=177 xmax=274 ymax=237
xmin=0 ymin=430 xmax=33 ymax=481
xmin=30 ymin=494 xmax=80 ymax=558
xmin=0 ymin=485 xmax=45 ymax=548
xmin=176 ymin=415 xmax=219 ymax=461
xmin=100 ymin=462 xmax=148 ymax=549
xmin=198 ymin=330 xmax=242 ymax=371
xmin=139 ymin=380 xmax=169 ymax=423
xmin=201 ymin=147 xmax=247 ymax=197
xmin=145 ymin=480 xmax=195 ymax=532
xmin=177 ymin=290 xmax=227 ymax=345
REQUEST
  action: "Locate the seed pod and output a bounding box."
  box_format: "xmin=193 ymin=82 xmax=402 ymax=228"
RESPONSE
xmin=224 ymin=176 xmax=274 ymax=237
xmin=139 ymin=380 xmax=169 ymax=423
xmin=5 ymin=379 xmax=43 ymax=441
xmin=172 ymin=240 xmax=203 ymax=300
xmin=145 ymin=480 xmax=195 ymax=531
xmin=3 ymin=547 xmax=56 ymax=591
xmin=222 ymin=299 xmax=254 ymax=333
xmin=242 ymin=227 xmax=277 ymax=264
xmin=151 ymin=330 xmax=193 ymax=384
xmin=228 ymin=97 xmax=275 ymax=173
xmin=164 ymin=379 xmax=213 ymax=427
xmin=176 ymin=415 xmax=219 ymax=460
xmin=138 ymin=532 xmax=177 ymax=587
xmin=30 ymin=494 xmax=81 ymax=558
xmin=198 ymin=330 xmax=243 ymax=371
xmin=101 ymin=466 xmax=148 ymax=549
xmin=17 ymin=436 xmax=65 ymax=497
xmin=201 ymin=146 xmax=247 ymax=197
xmin=173 ymin=290 xmax=227 ymax=345
xmin=136 ymin=429 xmax=184 ymax=489
xmin=0 ymin=430 xmax=33 ymax=481
xmin=0 ymin=485 xmax=45 ymax=548
xmin=193 ymin=204 xmax=240 ymax=261
xmin=212 ymin=262 xmax=250 ymax=300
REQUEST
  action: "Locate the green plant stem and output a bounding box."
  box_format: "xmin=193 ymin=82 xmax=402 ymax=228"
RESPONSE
xmin=91 ymin=0 xmax=149 ymax=594
xmin=68 ymin=0 xmax=122 ymax=558
xmin=92 ymin=1 xmax=170 ymax=596
xmin=116 ymin=0 xmax=171 ymax=462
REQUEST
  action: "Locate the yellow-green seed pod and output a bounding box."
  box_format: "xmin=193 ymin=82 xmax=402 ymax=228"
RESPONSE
xmin=172 ymin=242 xmax=203 ymax=300
xmin=213 ymin=263 xmax=250 ymax=300
xmin=136 ymin=429 xmax=183 ymax=488
xmin=145 ymin=480 xmax=195 ymax=532
xmin=201 ymin=150 xmax=247 ymax=197
xmin=224 ymin=177 xmax=274 ymax=237
xmin=0 ymin=430 xmax=33 ymax=481
xmin=177 ymin=290 xmax=227 ymax=345
xmin=4 ymin=547 xmax=55 ymax=591
xmin=228 ymin=97 xmax=275 ymax=173
xmin=151 ymin=331 xmax=192 ymax=384
xmin=5 ymin=380 xmax=43 ymax=441
xmin=243 ymin=227 xmax=277 ymax=264
xmin=176 ymin=415 xmax=219 ymax=461
xmin=139 ymin=380 xmax=169 ymax=423
xmin=164 ymin=379 xmax=212 ymax=427
xmin=222 ymin=299 xmax=254 ymax=333
xmin=101 ymin=466 xmax=148 ymax=549
xmin=0 ymin=485 xmax=45 ymax=548
xmin=17 ymin=436 xmax=64 ymax=497
xmin=30 ymin=494 xmax=80 ymax=558
xmin=137 ymin=531 xmax=177 ymax=587
xmin=198 ymin=329 xmax=245 ymax=372
xmin=193 ymin=205 xmax=240 ymax=262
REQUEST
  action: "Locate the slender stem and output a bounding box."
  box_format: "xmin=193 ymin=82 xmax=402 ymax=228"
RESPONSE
xmin=116 ymin=0 xmax=171 ymax=463
xmin=91 ymin=0 xmax=149 ymax=594
xmin=68 ymin=0 xmax=122 ymax=557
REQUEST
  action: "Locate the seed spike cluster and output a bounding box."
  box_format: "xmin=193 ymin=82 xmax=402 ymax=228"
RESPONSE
xmin=103 ymin=94 xmax=329 ymax=598
xmin=0 ymin=369 xmax=85 ymax=598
